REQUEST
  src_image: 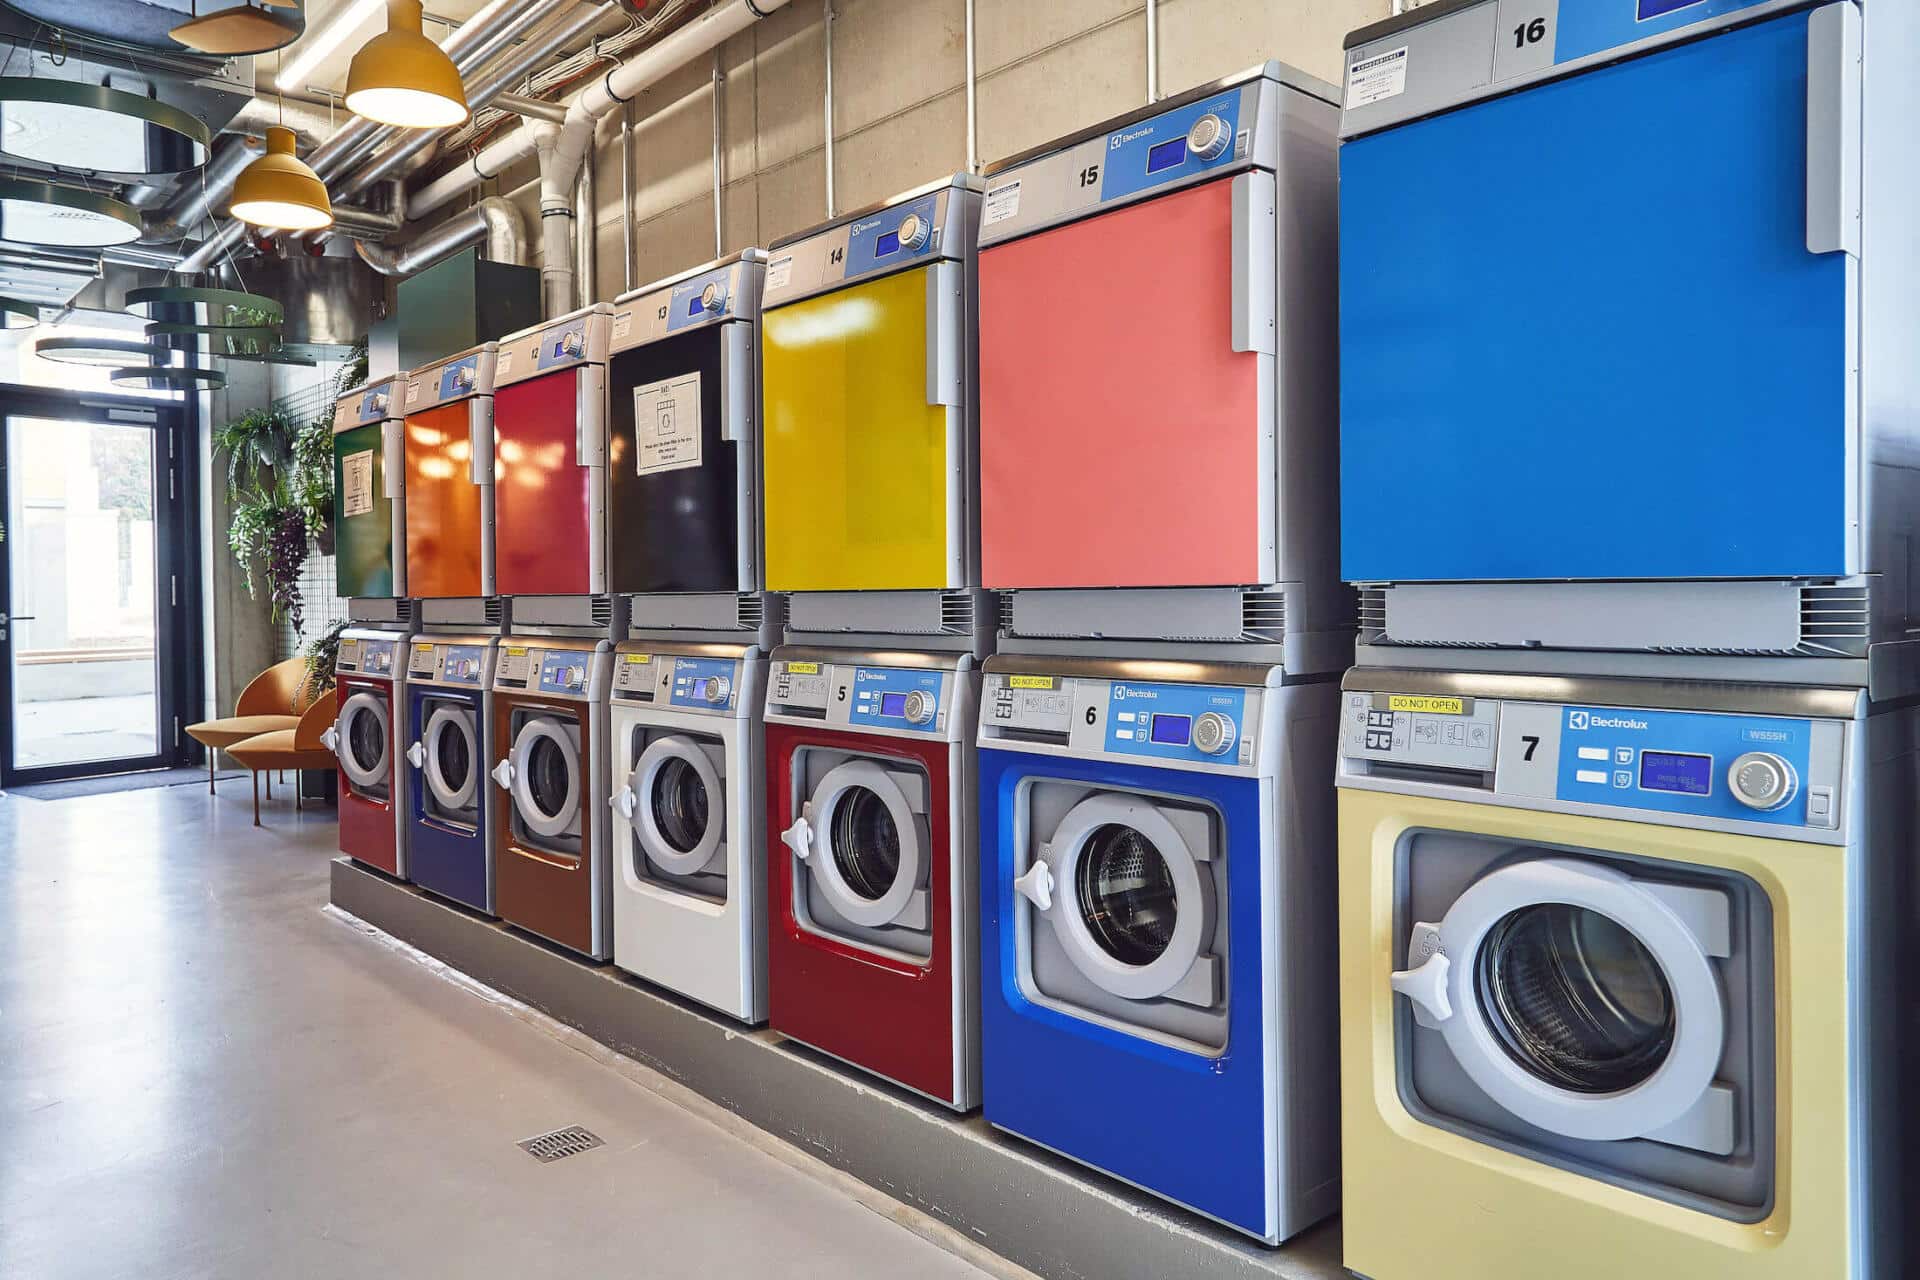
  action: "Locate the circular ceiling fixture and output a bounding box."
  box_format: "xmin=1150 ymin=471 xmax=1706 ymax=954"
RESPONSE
xmin=0 ymin=77 xmax=211 ymax=178
xmin=219 ymin=346 xmax=316 ymax=366
xmin=126 ymin=285 xmax=284 ymax=328
xmin=346 ymin=0 xmax=469 ymax=129
xmin=111 ymin=363 xmax=228 ymax=390
xmin=169 ymin=0 xmax=304 ymax=56
xmin=1 ymin=296 xmax=38 ymax=330
xmin=0 ymin=175 xmax=142 ymax=247
xmin=230 ymin=125 xmax=332 ymax=230
xmin=145 ymin=322 xmax=283 ymax=345
xmin=35 ymin=336 xmax=162 ymax=367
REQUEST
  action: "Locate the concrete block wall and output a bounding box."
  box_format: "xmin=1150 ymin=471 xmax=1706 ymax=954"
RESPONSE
xmin=470 ymin=0 xmax=1387 ymax=303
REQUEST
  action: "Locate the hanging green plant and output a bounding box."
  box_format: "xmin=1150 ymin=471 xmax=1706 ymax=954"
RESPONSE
xmin=303 ymin=618 xmax=348 ymax=697
xmin=228 ymin=476 xmax=311 ymax=634
xmin=213 ymin=405 xmax=295 ymax=497
xmin=290 ymin=413 xmax=336 ymax=553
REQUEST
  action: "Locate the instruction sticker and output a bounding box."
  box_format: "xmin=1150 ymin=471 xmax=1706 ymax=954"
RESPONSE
xmin=1346 ymin=45 xmax=1409 ymax=107
xmin=612 ymin=311 xmax=633 ymax=341
xmin=404 ymin=381 xmax=421 ymax=406
xmin=496 ymin=349 xmax=515 ymax=378
xmin=765 ymin=255 xmax=794 ymax=291
xmin=341 ymin=448 xmax=375 ymax=517
xmin=409 ymin=643 xmax=437 ymax=675
xmin=983 ymin=180 xmax=1022 ymax=226
xmin=633 ymin=372 xmax=703 ymax=476
xmin=1388 ymin=695 xmax=1465 ymax=716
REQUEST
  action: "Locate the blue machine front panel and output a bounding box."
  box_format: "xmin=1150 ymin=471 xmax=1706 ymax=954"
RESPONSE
xmin=847 ymin=666 xmax=943 ymax=732
xmin=357 ymin=385 xmax=391 ymax=422
xmin=666 ymin=268 xmax=733 ymax=332
xmin=442 ymin=645 xmax=486 ymax=685
xmin=1554 ymin=704 xmax=1814 ymax=826
xmin=1559 ymin=0 xmax=1776 ymax=63
xmin=406 ymin=687 xmax=490 ymax=913
xmin=535 ymin=319 xmax=592 ymax=371
xmin=1105 ymin=681 xmax=1246 ymax=764
xmin=1340 ymin=12 xmax=1849 ymax=583
xmin=667 ymin=657 xmax=737 ymax=710
xmin=537 ymin=651 xmax=589 ymax=695
xmin=979 ymin=747 xmax=1275 ymax=1238
xmin=845 ymin=193 xmax=940 ymax=276
xmin=1096 ymin=90 xmax=1242 ymax=203
xmin=436 ymin=355 xmax=480 ymax=399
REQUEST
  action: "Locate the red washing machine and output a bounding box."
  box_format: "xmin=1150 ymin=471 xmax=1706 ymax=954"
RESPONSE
xmin=764 ymin=648 xmax=979 ymax=1109
xmin=491 ymin=304 xmax=612 ymax=597
xmin=323 ymin=627 xmax=410 ymax=877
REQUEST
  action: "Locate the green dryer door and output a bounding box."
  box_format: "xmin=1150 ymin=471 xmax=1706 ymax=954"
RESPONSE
xmin=333 ymin=421 xmax=395 ymax=597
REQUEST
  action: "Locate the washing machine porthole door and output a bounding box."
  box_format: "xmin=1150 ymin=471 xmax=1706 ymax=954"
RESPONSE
xmin=338 ymin=691 xmax=390 ymax=789
xmin=630 ymin=735 xmax=725 ymax=877
xmin=803 ymin=758 xmax=928 ymax=930
xmin=424 ymin=705 xmax=479 ymax=811
xmin=1394 ymin=857 xmax=1728 ymax=1146
xmin=1035 ymin=793 xmax=1217 ymax=1005
xmin=511 ymin=716 xmax=581 ymax=839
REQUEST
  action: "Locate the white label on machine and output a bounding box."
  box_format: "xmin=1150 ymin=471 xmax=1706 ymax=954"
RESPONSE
xmin=404 ymin=381 xmax=421 ymax=406
xmin=633 ymin=372 xmax=702 ymax=476
xmin=611 ymin=311 xmax=633 ymax=341
xmin=982 ymin=180 xmax=1022 ymax=226
xmin=765 ymin=255 xmax=794 ymax=290
xmin=496 ymin=350 xmax=514 ymax=378
xmin=1347 ymin=45 xmax=1409 ymax=107
xmin=341 ymin=449 xmax=375 ymax=517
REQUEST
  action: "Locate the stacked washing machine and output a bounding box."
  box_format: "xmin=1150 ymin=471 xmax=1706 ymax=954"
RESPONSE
xmin=759 ymin=176 xmax=989 ymax=1110
xmin=971 ymin=64 xmax=1347 ymax=1245
xmin=603 ymin=250 xmax=779 ymax=1022
xmin=1334 ymin=3 xmax=1920 ymax=1278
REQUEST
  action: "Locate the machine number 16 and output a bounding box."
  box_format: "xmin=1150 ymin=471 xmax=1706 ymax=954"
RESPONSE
xmin=1514 ymin=16 xmax=1547 ymax=47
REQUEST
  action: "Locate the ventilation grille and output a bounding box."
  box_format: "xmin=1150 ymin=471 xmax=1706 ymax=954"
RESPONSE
xmin=940 ymin=590 xmax=980 ymax=635
xmin=1357 ymin=587 xmax=1387 ymax=644
xmin=482 ymin=597 xmax=506 ymax=627
xmin=1238 ymin=590 xmax=1287 ymax=642
xmin=591 ymin=595 xmax=613 ymax=628
xmin=735 ymin=593 xmax=764 ymax=630
xmin=518 ymin=1125 xmax=604 ymax=1164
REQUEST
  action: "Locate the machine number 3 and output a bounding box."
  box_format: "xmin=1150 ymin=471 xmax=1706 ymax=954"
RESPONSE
xmin=1514 ymin=17 xmax=1547 ymax=47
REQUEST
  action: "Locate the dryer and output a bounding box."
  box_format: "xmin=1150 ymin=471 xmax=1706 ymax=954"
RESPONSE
xmin=977 ymin=658 xmax=1339 ymax=1242
xmin=403 ymin=635 xmax=497 ymax=913
xmin=765 ymin=647 xmax=979 ymax=1108
xmin=608 ymin=640 xmax=767 ymax=1021
xmin=489 ymin=635 xmax=614 ymax=958
xmin=491 ymin=305 xmax=612 ymax=599
xmin=402 ymin=343 xmax=496 ymax=601
xmin=1337 ymin=669 xmax=1919 ymax=1280
xmin=322 ymin=626 xmax=411 ymax=876
xmin=330 ymin=378 xmax=406 ymax=599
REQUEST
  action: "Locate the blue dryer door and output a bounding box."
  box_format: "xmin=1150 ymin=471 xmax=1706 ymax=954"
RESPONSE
xmin=1340 ymin=10 xmax=1851 ymax=583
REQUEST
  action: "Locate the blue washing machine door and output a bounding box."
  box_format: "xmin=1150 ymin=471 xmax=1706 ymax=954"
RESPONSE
xmin=408 ymin=688 xmax=491 ymax=912
xmin=1341 ymin=10 xmax=1850 ymax=583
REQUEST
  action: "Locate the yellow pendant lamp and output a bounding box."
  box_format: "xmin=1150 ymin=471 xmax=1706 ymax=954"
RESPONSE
xmin=345 ymin=0 xmax=469 ymax=129
xmin=230 ymin=125 xmax=334 ymax=231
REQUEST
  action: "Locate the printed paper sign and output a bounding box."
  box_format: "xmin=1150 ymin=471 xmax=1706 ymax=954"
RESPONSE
xmin=982 ymin=180 xmax=1022 ymax=226
xmin=765 ymin=255 xmax=794 ymax=290
xmin=342 ymin=449 xmax=375 ymax=517
xmin=405 ymin=381 xmax=421 ymax=406
xmin=496 ymin=349 xmax=515 ymax=378
xmin=612 ymin=311 xmax=633 ymax=341
xmin=1347 ymin=45 xmax=1409 ymax=107
xmin=633 ymin=372 xmax=703 ymax=476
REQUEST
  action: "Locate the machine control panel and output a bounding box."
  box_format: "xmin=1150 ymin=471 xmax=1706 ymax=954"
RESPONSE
xmin=612 ymin=253 xmax=767 ymax=348
xmin=538 ymin=650 xmax=589 ymax=695
xmin=406 ymin=346 xmax=497 ymax=411
xmin=335 ymin=377 xmax=399 ymax=431
xmin=406 ymin=641 xmax=491 ymax=686
xmin=1340 ymin=688 xmax=1846 ymax=834
xmin=767 ymin=657 xmax=960 ymax=738
xmin=980 ymin=672 xmax=1263 ymax=771
xmin=762 ymin=176 xmax=979 ymax=307
xmin=493 ymin=642 xmax=606 ymax=701
xmin=611 ymin=650 xmax=752 ymax=716
xmin=337 ymin=631 xmax=400 ymax=677
xmin=495 ymin=304 xmax=613 ymax=385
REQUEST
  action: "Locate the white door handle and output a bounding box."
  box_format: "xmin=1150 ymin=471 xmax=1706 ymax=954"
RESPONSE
xmin=1389 ymin=950 xmax=1454 ymax=1028
xmin=321 ymin=725 xmax=339 ymax=753
xmin=1013 ymin=861 xmax=1054 ymax=912
xmin=612 ymin=785 xmax=636 ymax=819
xmin=491 ymin=759 xmax=515 ymax=790
xmin=406 ymin=741 xmax=425 ymax=768
xmin=781 ymin=814 xmax=813 ymax=861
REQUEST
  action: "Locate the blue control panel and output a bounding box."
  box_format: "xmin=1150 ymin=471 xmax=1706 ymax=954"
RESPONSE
xmin=1553 ymin=705 xmax=1812 ymax=826
xmin=357 ymin=385 xmax=391 ymax=422
xmin=846 ymin=193 xmax=940 ymax=277
xmin=358 ymin=642 xmax=395 ymax=675
xmin=442 ymin=645 xmax=486 ymax=685
xmin=538 ymin=650 xmax=590 ymax=695
xmin=1098 ymin=91 xmax=1241 ymax=204
xmin=436 ymin=355 xmax=481 ymax=400
xmin=535 ymin=321 xmax=590 ymax=371
xmin=848 ymin=666 xmax=943 ymax=732
xmin=666 ymin=268 xmax=732 ymax=331
xmin=1556 ymin=0 xmax=1771 ymax=64
xmin=1105 ymin=681 xmax=1244 ymax=764
xmin=668 ymin=657 xmax=737 ymax=710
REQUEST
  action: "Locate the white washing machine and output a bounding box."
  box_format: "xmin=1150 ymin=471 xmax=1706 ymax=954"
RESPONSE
xmin=608 ymin=640 xmax=768 ymax=1022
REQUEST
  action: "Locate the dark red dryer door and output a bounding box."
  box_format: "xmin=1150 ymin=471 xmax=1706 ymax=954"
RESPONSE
xmin=335 ymin=673 xmax=398 ymax=876
xmin=495 ymin=370 xmax=594 ymax=595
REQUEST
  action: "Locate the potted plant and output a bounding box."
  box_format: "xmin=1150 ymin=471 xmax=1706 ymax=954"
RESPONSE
xmin=289 ymin=414 xmax=336 ymax=556
xmin=227 ymin=477 xmax=312 ymax=633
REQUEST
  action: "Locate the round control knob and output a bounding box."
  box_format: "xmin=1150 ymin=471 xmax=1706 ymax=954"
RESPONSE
xmin=1729 ymin=751 xmax=1797 ymax=811
xmin=454 ymin=365 xmax=474 ymax=389
xmin=563 ymin=665 xmax=583 ymax=689
xmin=703 ymin=676 xmax=731 ymax=705
xmin=699 ymin=281 xmax=726 ymax=313
xmin=896 ymin=212 xmax=929 ymax=250
xmin=1185 ymin=113 xmax=1231 ymax=161
xmin=561 ymin=330 xmax=584 ymax=357
xmin=1192 ymin=711 xmax=1237 ymax=757
xmin=902 ymin=689 xmax=937 ymax=725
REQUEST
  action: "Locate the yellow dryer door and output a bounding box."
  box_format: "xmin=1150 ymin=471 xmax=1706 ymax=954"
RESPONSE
xmin=762 ymin=266 xmax=954 ymax=592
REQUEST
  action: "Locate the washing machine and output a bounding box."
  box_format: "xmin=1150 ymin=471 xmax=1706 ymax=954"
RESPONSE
xmin=1337 ymin=669 xmax=1919 ymax=1279
xmin=976 ymin=64 xmax=1345 ymax=653
xmin=607 ymin=250 xmax=764 ymax=620
xmin=330 ymin=377 xmax=406 ymax=599
xmin=977 ymin=658 xmax=1339 ymax=1241
xmin=1339 ymin=0 xmax=1920 ymax=667
xmin=491 ymin=304 xmax=612 ymax=599
xmin=490 ymin=635 xmax=614 ymax=958
xmin=608 ymin=641 xmax=767 ymax=1021
xmin=765 ymin=647 xmax=979 ymax=1108
xmin=322 ymin=626 xmax=410 ymax=876
xmin=403 ymin=635 xmax=497 ymax=913
xmin=402 ymin=343 xmax=496 ymax=601
xmin=760 ymin=176 xmax=982 ymax=638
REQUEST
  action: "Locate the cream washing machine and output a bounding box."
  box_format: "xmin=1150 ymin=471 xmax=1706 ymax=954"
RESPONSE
xmin=1337 ymin=668 xmax=1918 ymax=1280
xmin=607 ymin=641 xmax=767 ymax=1022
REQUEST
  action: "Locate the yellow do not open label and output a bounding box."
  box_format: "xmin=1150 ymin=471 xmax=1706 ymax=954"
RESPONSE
xmin=1388 ymin=695 xmax=1465 ymax=715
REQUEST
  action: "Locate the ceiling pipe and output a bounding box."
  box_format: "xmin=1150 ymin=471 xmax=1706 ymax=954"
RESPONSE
xmin=495 ymin=92 xmax=570 ymax=124
xmin=355 ymin=195 xmax=526 ymax=276
xmin=138 ymin=134 xmax=266 ymax=244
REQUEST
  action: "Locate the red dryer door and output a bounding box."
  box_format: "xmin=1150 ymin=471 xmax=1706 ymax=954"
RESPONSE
xmin=335 ymin=675 xmax=398 ymax=876
xmin=495 ymin=370 xmax=593 ymax=595
xmin=979 ymin=176 xmax=1265 ymax=588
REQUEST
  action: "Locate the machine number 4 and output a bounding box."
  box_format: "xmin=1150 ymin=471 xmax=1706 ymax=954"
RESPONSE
xmin=1514 ymin=17 xmax=1547 ymax=47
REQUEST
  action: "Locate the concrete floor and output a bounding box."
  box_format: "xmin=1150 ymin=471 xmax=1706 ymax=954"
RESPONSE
xmin=0 ymin=782 xmax=1007 ymax=1280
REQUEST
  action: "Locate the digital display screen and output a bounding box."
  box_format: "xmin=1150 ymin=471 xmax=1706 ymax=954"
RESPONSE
xmin=1639 ymin=751 xmax=1713 ymax=796
xmin=1638 ymin=0 xmax=1705 ymax=19
xmin=880 ymin=692 xmax=909 ymax=717
xmin=552 ymin=339 xmax=567 ymax=356
xmin=874 ymin=230 xmax=901 ymax=257
xmin=687 ymin=294 xmax=706 ymax=316
xmin=1150 ymin=713 xmax=1192 ymax=746
xmin=1146 ymin=137 xmax=1188 ymax=174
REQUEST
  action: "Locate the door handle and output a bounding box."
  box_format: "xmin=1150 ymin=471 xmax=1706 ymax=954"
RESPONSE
xmin=320 ymin=725 xmax=339 ymax=753
xmin=491 ymin=758 xmax=515 ymax=790
xmin=781 ymin=813 xmax=814 ymax=861
xmin=1013 ymin=860 xmax=1054 ymax=912
xmin=1230 ymin=169 xmax=1277 ymax=354
xmin=924 ymin=260 xmax=963 ymax=407
xmin=380 ymin=420 xmax=405 ymax=499
xmin=1389 ymin=948 xmax=1454 ymax=1029
xmin=611 ymin=785 xmax=636 ymax=819
xmin=1806 ymin=1 xmax=1861 ymax=256
xmin=406 ymin=741 xmax=425 ymax=768
xmin=469 ymin=403 xmax=495 ymax=485
xmin=574 ymin=366 xmax=607 ymax=468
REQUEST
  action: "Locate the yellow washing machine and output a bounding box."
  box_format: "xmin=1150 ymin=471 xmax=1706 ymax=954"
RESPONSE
xmin=760 ymin=175 xmax=980 ymax=618
xmin=1336 ymin=669 xmax=1917 ymax=1280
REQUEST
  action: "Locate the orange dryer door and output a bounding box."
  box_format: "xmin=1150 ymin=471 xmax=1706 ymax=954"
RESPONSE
xmin=979 ymin=176 xmax=1266 ymax=589
xmin=404 ymin=402 xmax=484 ymax=598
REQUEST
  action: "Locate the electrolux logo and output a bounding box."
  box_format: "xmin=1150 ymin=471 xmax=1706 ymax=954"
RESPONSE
xmin=855 ymin=668 xmax=885 ymax=684
xmin=1112 ymin=684 xmax=1159 ymax=701
xmin=1111 ymin=124 xmax=1156 ymax=149
xmin=852 ymin=216 xmax=885 ymax=235
xmin=1568 ymin=709 xmax=1649 ymax=732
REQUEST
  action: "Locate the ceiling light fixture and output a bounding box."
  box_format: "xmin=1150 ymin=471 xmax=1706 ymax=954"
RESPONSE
xmin=229 ymin=125 xmax=333 ymax=231
xmin=0 ymin=78 xmax=211 ymax=178
xmin=0 ymin=175 xmax=143 ymax=247
xmin=169 ymin=0 xmax=305 ymax=57
xmin=34 ymin=337 xmax=162 ymax=367
xmin=346 ymin=0 xmax=469 ymax=129
xmin=126 ymin=286 xmax=285 ymax=328
xmin=275 ymin=0 xmax=384 ymax=92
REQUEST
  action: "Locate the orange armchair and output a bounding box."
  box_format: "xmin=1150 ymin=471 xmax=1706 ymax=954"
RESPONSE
xmin=185 ymin=658 xmax=320 ymax=793
xmin=227 ymin=689 xmax=340 ymax=826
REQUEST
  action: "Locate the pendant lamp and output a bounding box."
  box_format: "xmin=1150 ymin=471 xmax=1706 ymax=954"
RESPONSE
xmin=230 ymin=125 xmax=333 ymax=231
xmin=345 ymin=0 xmax=468 ymax=129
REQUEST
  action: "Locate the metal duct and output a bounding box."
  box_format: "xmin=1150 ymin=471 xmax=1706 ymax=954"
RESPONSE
xmin=354 ymin=197 xmax=526 ymax=277
xmin=138 ymin=134 xmax=265 ymax=244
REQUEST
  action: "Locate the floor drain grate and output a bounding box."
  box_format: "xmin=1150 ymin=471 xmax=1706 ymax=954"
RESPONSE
xmin=518 ymin=1125 xmax=605 ymax=1163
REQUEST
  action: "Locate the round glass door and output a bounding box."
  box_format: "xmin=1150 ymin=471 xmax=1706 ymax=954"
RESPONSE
xmin=423 ymin=705 xmax=479 ymax=811
xmin=629 ymin=735 xmax=724 ymax=877
xmin=337 ymin=691 xmax=389 ymax=790
xmin=511 ymin=716 xmax=581 ymax=839
xmin=804 ymin=759 xmax=927 ymax=930
xmin=1075 ymin=823 xmax=1180 ymax=966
